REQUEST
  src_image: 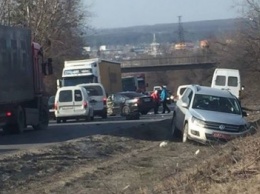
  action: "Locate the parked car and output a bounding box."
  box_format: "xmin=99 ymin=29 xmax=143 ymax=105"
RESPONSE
xmin=77 ymin=83 xmax=107 ymax=119
xmin=171 ymin=85 xmax=253 ymax=144
xmin=48 ymin=95 xmax=55 ymax=120
xmin=54 ymin=86 xmax=94 ymax=123
xmin=107 ymin=92 xmax=154 ymax=119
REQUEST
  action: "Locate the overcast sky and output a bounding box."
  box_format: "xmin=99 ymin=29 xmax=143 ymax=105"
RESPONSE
xmin=87 ymin=0 xmax=240 ymax=29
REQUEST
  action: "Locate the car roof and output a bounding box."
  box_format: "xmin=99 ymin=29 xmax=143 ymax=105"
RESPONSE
xmin=189 ymin=85 xmax=235 ymax=98
xmin=58 ymin=86 xmax=83 ymax=91
xmin=77 ymin=83 xmax=104 ymax=87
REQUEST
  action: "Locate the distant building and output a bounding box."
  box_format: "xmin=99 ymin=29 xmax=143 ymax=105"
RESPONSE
xmin=149 ymin=33 xmax=161 ymax=56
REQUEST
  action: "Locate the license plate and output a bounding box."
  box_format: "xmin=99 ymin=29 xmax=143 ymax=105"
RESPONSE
xmin=213 ymin=133 xmax=230 ymax=139
xmin=143 ymin=98 xmax=151 ymax=102
xmin=62 ymin=107 xmax=73 ymax=110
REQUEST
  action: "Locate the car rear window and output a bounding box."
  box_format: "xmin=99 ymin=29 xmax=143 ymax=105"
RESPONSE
xmin=228 ymin=76 xmax=238 ymax=87
xmin=84 ymin=86 xmax=103 ymax=96
xmin=59 ymin=90 xmax=72 ymax=102
xmin=215 ymin=75 xmax=226 ymax=86
xmin=74 ymin=90 xmax=83 ymax=101
xmin=121 ymin=92 xmax=144 ymax=98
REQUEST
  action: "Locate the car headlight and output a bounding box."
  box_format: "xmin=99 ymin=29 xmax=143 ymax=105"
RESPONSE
xmin=191 ymin=116 xmax=205 ymax=127
xmin=132 ymin=98 xmax=138 ymax=103
xmin=170 ymin=95 xmax=174 ymax=100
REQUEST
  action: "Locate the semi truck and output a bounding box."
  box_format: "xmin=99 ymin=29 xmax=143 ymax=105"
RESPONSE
xmin=122 ymin=73 xmax=147 ymax=93
xmin=57 ymin=58 xmax=122 ymax=95
xmin=0 ymin=25 xmax=53 ymax=134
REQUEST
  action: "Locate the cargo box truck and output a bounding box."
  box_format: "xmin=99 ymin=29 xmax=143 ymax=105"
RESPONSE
xmin=57 ymin=58 xmax=122 ymax=95
xmin=0 ymin=25 xmax=52 ymax=134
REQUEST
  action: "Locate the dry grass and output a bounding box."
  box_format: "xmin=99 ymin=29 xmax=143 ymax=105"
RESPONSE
xmin=149 ymin=121 xmax=260 ymax=194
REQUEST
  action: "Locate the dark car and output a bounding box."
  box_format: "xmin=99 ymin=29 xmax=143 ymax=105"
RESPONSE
xmin=107 ymin=92 xmax=154 ymax=119
xmin=48 ymin=96 xmax=55 ymax=120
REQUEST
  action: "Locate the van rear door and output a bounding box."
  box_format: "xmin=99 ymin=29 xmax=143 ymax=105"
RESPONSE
xmin=58 ymin=90 xmax=74 ymax=115
xmin=73 ymin=89 xmax=85 ymax=113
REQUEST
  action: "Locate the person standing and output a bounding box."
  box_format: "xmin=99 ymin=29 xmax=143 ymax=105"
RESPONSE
xmin=160 ymin=86 xmax=171 ymax=114
xmin=151 ymin=90 xmax=160 ymax=114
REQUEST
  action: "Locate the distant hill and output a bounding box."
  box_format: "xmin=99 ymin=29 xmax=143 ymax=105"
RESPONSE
xmin=85 ymin=18 xmax=238 ymax=47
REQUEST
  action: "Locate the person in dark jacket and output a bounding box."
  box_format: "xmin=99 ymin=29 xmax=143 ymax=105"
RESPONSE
xmin=160 ymin=86 xmax=171 ymax=114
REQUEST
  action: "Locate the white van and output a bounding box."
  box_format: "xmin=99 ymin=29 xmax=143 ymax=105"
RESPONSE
xmin=211 ymin=68 xmax=243 ymax=99
xmin=77 ymin=83 xmax=107 ymax=119
xmin=54 ymin=86 xmax=94 ymax=123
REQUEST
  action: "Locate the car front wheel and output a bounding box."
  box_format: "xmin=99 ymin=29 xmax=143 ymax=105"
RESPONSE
xmin=182 ymin=123 xmax=189 ymax=143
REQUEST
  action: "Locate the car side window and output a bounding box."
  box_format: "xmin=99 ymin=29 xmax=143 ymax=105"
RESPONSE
xmin=181 ymin=88 xmax=193 ymax=107
xmin=74 ymin=90 xmax=83 ymax=101
xmin=114 ymin=94 xmax=121 ymax=103
xmin=181 ymin=88 xmax=191 ymax=103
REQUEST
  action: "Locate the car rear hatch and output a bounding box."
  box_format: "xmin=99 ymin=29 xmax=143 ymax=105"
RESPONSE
xmin=83 ymin=85 xmax=105 ymax=111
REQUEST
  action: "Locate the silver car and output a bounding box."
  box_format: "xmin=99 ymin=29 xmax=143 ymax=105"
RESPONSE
xmin=171 ymin=85 xmax=252 ymax=144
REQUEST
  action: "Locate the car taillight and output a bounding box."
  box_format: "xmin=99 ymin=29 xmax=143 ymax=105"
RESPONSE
xmin=103 ymin=97 xmax=107 ymax=105
xmin=83 ymin=101 xmax=88 ymax=108
xmin=6 ymin=111 xmax=12 ymax=117
xmin=54 ymin=103 xmax=58 ymax=110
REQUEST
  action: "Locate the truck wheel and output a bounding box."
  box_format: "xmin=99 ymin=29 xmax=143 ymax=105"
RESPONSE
xmin=56 ymin=118 xmax=61 ymax=123
xmin=33 ymin=99 xmax=49 ymax=130
xmin=3 ymin=106 xmax=25 ymax=134
xmin=102 ymin=111 xmax=107 ymax=119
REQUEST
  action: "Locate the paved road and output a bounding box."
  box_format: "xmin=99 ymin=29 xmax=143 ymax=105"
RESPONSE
xmin=0 ymin=107 xmax=173 ymax=154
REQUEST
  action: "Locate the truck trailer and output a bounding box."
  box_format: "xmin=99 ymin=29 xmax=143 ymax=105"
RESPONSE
xmin=0 ymin=25 xmax=52 ymax=133
xmin=57 ymin=58 xmax=122 ymax=95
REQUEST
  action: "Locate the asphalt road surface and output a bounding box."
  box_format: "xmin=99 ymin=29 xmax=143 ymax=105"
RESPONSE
xmin=0 ymin=105 xmax=174 ymax=154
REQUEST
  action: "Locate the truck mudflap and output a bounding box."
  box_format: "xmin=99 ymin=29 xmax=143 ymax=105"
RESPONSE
xmin=32 ymin=97 xmax=49 ymax=130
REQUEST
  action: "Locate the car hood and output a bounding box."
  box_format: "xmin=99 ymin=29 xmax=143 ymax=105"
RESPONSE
xmin=190 ymin=109 xmax=246 ymax=125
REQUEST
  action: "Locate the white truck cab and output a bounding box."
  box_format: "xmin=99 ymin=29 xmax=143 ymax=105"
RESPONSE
xmin=211 ymin=68 xmax=244 ymax=99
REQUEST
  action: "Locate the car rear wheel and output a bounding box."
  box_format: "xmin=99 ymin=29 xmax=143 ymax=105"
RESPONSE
xmin=56 ymin=118 xmax=61 ymax=123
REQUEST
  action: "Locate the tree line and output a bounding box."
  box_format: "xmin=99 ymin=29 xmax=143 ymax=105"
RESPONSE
xmin=0 ymin=0 xmax=91 ymax=94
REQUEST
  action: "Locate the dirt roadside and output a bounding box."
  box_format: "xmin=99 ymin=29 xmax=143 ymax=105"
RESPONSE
xmin=0 ymin=115 xmax=260 ymax=194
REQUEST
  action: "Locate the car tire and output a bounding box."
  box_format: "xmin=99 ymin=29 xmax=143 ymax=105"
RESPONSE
xmin=182 ymin=123 xmax=189 ymax=143
xmin=171 ymin=115 xmax=177 ymax=137
xmin=56 ymin=118 xmax=61 ymax=123
xmin=122 ymin=106 xmax=130 ymax=115
xmin=140 ymin=111 xmax=148 ymax=115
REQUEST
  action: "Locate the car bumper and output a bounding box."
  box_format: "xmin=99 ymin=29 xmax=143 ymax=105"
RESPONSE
xmin=55 ymin=110 xmax=89 ymax=118
xmin=187 ymin=123 xmax=253 ymax=144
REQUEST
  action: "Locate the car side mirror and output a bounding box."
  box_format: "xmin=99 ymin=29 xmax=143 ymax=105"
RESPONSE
xmin=242 ymin=111 xmax=248 ymax=117
xmin=181 ymin=102 xmax=188 ymax=108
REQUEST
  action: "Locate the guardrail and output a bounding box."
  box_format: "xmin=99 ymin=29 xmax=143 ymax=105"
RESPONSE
xmin=121 ymin=55 xmax=216 ymax=67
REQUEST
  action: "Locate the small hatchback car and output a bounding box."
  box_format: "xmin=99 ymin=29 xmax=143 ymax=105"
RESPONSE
xmin=171 ymin=85 xmax=252 ymax=144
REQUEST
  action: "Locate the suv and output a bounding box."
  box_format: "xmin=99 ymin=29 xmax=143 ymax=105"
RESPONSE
xmin=171 ymin=85 xmax=252 ymax=144
xmin=77 ymin=83 xmax=107 ymax=119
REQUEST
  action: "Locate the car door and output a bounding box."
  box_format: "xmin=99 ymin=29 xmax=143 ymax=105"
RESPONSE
xmin=57 ymin=89 xmax=74 ymax=116
xmin=73 ymin=89 xmax=85 ymax=114
xmin=176 ymin=88 xmax=193 ymax=130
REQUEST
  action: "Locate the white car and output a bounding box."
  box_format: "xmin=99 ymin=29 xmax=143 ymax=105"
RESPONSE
xmin=171 ymin=85 xmax=253 ymax=144
xmin=54 ymin=86 xmax=94 ymax=123
xmin=77 ymin=83 xmax=107 ymax=119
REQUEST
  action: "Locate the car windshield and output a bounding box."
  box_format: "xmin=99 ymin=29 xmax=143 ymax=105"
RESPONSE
xmin=120 ymin=92 xmax=144 ymax=99
xmin=63 ymin=76 xmax=94 ymax=86
xmin=192 ymin=94 xmax=241 ymax=115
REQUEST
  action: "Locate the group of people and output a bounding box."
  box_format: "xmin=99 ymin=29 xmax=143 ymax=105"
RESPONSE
xmin=150 ymin=86 xmax=171 ymax=114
